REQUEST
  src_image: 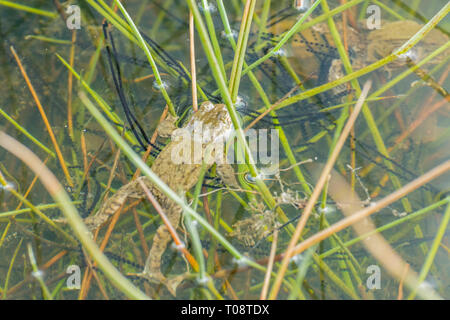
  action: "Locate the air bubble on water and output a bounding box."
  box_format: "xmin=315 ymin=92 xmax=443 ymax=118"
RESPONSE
xmin=418 ymin=280 xmax=437 ymax=292
xmin=396 ymin=48 xmax=419 ymax=63
xmin=198 ymin=1 xmax=217 ymax=13
xmin=318 ymin=205 xmax=336 ymax=216
xmin=368 ymin=201 xmax=377 ymax=208
xmin=0 ymin=181 xmax=16 ymax=193
xmin=232 ymin=256 xmax=251 ymax=267
xmin=392 ymin=209 xmax=407 ymax=217
xmin=189 ymin=220 xmax=202 ymax=231
xmin=4 ymin=232 xmax=18 ymax=243
xmin=171 ymin=241 xmax=185 ymax=251
xmin=191 ymin=220 xmax=199 ymax=228
xmin=245 ymin=173 xmax=257 ymax=184
xmin=152 ymin=80 xmax=170 ymax=91
xmin=245 ymin=172 xmax=265 ymax=184
xmin=294 ymin=0 xmax=315 ymax=12
xmin=234 ymin=95 xmax=248 ymax=110
xmin=221 ymin=29 xmax=238 ymax=40
xmin=32 ymin=269 xmax=45 ymax=279
xmin=196 ymin=275 xmax=210 ymax=286
xmin=273 ymin=48 xmax=287 ymax=57
xmin=290 ymin=254 xmax=304 ymax=265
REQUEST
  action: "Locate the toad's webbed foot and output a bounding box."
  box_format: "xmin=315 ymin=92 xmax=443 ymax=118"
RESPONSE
xmin=133 ymin=270 xmax=188 ymax=296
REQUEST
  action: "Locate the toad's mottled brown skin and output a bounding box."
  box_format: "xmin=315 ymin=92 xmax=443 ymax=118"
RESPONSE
xmin=269 ymin=18 xmax=448 ymax=82
xmin=366 ymin=20 xmax=449 ymax=67
xmin=229 ymin=210 xmax=278 ymax=247
xmin=84 ymin=101 xmax=237 ymax=294
xmin=268 ymin=19 xmax=362 ymax=78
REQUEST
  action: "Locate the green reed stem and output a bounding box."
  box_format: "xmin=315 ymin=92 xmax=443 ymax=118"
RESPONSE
xmin=183 ymin=202 xmax=207 ymax=281
xmin=113 ymin=0 xmax=175 ymax=115
xmin=78 ymin=91 xmax=263 ymax=272
xmin=2 ymin=238 xmax=23 ymax=299
xmin=0 ymin=201 xmax=81 ymax=219
xmin=215 ymin=9 xmax=366 ymax=296
xmin=0 ymin=107 xmax=55 ymax=157
xmin=319 ymin=4 xmax=380 ymax=284
xmin=27 ymin=242 xmax=53 ymax=300
xmin=207 ymin=190 xmax=222 ymax=273
xmin=216 ymin=0 xmax=311 ymax=196
xmin=178 ymin=63 xmax=209 ymax=101
xmin=0 ymin=1 xmax=57 ymax=18
xmin=0 ymin=131 xmax=149 ymax=300
xmin=408 ymin=202 xmax=450 ymax=299
xmin=0 ymin=173 xmax=77 ymax=245
xmin=372 ymin=0 xmax=405 ymax=20
xmin=186 ymin=0 xmax=280 ymax=214
xmin=24 ymin=35 xmax=72 ymax=45
xmin=253 ymin=0 xmax=364 ymax=53
xmin=355 ymin=41 xmax=450 ymax=192
xmin=361 ymin=56 xmax=450 ymax=141
xmin=88 ymin=0 xmax=132 ymax=36
xmin=187 ymin=163 xmax=209 ymax=281
xmin=255 ymin=0 xmax=271 ymax=46
xmin=271 ymin=3 xmax=449 ymax=214
xmin=243 ymin=0 xmax=322 ymax=75
xmin=287 ymin=245 xmax=317 ymax=299
xmin=202 ymin=0 xmax=227 ymax=82
xmin=371 ymin=43 xmax=450 ymax=100
xmin=320 ymin=197 xmax=450 ymax=259
xmin=88 ymin=0 xmax=206 ymax=105
xmin=228 ymin=0 xmax=256 ymax=102
xmin=56 ymin=53 xmax=138 ymax=146
xmin=150 ymin=0 xmax=175 ymax=38
xmin=272 ymin=2 xmax=450 ymax=111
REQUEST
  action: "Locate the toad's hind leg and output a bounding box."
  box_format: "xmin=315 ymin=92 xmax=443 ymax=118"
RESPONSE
xmin=84 ymin=176 xmax=151 ymax=231
xmin=142 ymin=202 xmax=184 ymax=295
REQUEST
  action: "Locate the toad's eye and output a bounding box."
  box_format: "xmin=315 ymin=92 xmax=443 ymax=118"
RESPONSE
xmin=244 ymin=173 xmax=257 ymax=184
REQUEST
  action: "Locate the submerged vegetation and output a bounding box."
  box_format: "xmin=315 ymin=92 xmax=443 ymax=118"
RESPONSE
xmin=0 ymin=0 xmax=449 ymax=300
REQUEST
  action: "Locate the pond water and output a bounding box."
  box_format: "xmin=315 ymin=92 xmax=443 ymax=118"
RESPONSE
xmin=0 ymin=0 xmax=448 ymax=300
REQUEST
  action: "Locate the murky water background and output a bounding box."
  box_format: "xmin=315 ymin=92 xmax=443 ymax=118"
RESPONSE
xmin=0 ymin=0 xmax=448 ymax=299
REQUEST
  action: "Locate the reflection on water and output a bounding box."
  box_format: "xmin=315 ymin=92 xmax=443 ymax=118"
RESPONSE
xmin=0 ymin=0 xmax=448 ymax=299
